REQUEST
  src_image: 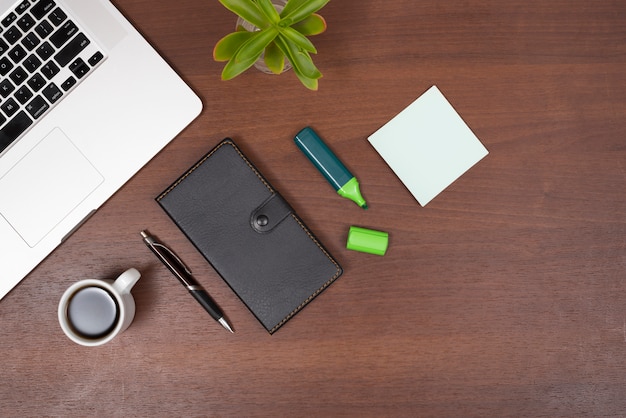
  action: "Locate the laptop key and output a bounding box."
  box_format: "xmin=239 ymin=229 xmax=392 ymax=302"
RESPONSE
xmin=0 ymin=110 xmax=32 ymax=153
xmin=2 ymin=13 xmax=17 ymax=28
xmin=40 ymin=60 xmax=59 ymax=79
xmin=27 ymin=73 xmax=46 ymax=92
xmin=50 ymin=20 xmax=77 ymax=48
xmin=3 ymin=26 xmax=22 ymax=45
xmin=88 ymin=51 xmax=103 ymax=66
xmin=16 ymin=1 xmax=31 ymax=15
xmin=54 ymin=32 xmax=88 ymax=66
xmin=42 ymin=82 xmax=61 ymax=103
xmin=8 ymin=44 xmax=27 ymax=62
xmin=14 ymin=85 xmax=33 ymax=104
xmin=1 ymin=97 xmax=19 ymax=116
xmin=69 ymin=57 xmax=88 ymax=79
xmin=0 ymin=57 xmax=13 ymax=75
xmin=23 ymin=53 xmax=41 ymax=72
xmin=9 ymin=66 xmax=27 ymax=84
xmin=0 ymin=38 xmax=9 ymax=54
xmin=0 ymin=79 xmax=15 ymax=97
xmin=16 ymin=14 xmax=35 ymax=32
xmin=35 ymin=41 xmax=53 ymax=60
xmin=21 ymin=32 xmax=40 ymax=51
xmin=61 ymin=75 xmax=75 ymax=91
xmin=35 ymin=21 xmax=53 ymax=38
xmin=25 ymin=95 xmax=48 ymax=119
xmin=31 ymin=0 xmax=56 ymax=20
xmin=48 ymin=7 xmax=66 ymax=26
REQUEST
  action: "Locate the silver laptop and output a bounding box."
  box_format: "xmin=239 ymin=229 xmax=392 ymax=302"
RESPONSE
xmin=0 ymin=0 xmax=202 ymax=299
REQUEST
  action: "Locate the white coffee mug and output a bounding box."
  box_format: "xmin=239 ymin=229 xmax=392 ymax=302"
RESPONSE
xmin=58 ymin=268 xmax=141 ymax=347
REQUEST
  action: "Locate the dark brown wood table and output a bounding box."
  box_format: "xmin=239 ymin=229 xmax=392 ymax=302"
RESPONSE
xmin=2 ymin=0 xmax=626 ymax=415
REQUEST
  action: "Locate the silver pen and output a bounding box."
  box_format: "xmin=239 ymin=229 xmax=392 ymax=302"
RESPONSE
xmin=141 ymin=230 xmax=234 ymax=333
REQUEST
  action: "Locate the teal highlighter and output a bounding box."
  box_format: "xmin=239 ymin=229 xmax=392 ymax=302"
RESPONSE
xmin=294 ymin=127 xmax=367 ymax=209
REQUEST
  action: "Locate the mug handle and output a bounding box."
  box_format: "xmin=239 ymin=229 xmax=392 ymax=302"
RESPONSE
xmin=113 ymin=268 xmax=141 ymax=294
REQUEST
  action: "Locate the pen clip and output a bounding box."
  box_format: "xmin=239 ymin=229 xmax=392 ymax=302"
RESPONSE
xmin=153 ymin=242 xmax=192 ymax=275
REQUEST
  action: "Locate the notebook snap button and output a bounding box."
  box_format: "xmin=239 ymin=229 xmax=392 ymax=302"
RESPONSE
xmin=255 ymin=215 xmax=269 ymax=227
xmin=250 ymin=193 xmax=292 ymax=233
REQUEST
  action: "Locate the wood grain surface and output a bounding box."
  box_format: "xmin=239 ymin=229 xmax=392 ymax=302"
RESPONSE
xmin=1 ymin=0 xmax=625 ymax=416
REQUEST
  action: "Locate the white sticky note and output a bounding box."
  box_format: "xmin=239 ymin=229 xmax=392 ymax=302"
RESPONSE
xmin=368 ymin=85 xmax=488 ymax=206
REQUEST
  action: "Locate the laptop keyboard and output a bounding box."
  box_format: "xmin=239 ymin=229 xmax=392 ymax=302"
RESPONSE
xmin=0 ymin=0 xmax=106 ymax=154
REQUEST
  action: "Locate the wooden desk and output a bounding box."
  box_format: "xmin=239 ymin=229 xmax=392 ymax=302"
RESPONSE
xmin=2 ymin=0 xmax=625 ymax=415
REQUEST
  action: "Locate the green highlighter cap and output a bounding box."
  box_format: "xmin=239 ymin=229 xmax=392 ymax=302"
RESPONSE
xmin=346 ymin=226 xmax=389 ymax=256
xmin=294 ymin=127 xmax=368 ymax=209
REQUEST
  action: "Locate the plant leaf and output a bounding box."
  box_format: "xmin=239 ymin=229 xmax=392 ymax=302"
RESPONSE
xmin=255 ymin=0 xmax=280 ymax=23
xmin=279 ymin=0 xmax=309 ymax=19
xmin=213 ymin=31 xmax=255 ymax=61
xmin=280 ymin=0 xmax=330 ymax=26
xmin=234 ymin=26 xmax=279 ymax=64
xmin=293 ymin=70 xmax=319 ymax=90
xmin=292 ymin=13 xmax=326 ymax=36
xmin=275 ymin=34 xmax=319 ymax=90
xmin=274 ymin=34 xmax=321 ymax=80
xmin=280 ymin=26 xmax=316 ymax=53
xmin=221 ymin=54 xmax=259 ymax=80
xmin=264 ymin=41 xmax=285 ymax=74
xmin=218 ymin=0 xmax=268 ymax=28
xmin=221 ymin=26 xmax=279 ymax=80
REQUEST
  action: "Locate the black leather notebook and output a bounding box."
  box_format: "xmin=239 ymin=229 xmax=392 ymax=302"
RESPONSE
xmin=156 ymin=139 xmax=343 ymax=334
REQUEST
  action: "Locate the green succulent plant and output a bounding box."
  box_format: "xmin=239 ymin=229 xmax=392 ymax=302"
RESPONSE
xmin=213 ymin=0 xmax=330 ymax=90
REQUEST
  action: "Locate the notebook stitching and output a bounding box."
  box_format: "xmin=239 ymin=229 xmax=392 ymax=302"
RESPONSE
xmin=269 ymin=272 xmax=341 ymax=334
xmin=226 ymin=140 xmax=344 ymax=333
xmin=230 ymin=141 xmax=343 ymax=330
xmin=269 ymin=215 xmax=342 ymax=334
xmin=228 ymin=142 xmax=274 ymax=193
xmin=156 ymin=139 xmax=273 ymax=201
xmin=158 ymin=139 xmax=342 ymax=333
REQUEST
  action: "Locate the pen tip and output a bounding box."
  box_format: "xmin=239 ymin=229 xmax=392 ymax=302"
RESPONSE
xmin=361 ymin=204 xmax=368 ymax=209
xmin=219 ymin=317 xmax=234 ymax=333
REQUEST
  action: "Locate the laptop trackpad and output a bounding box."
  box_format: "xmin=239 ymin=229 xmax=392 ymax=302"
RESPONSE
xmin=0 ymin=129 xmax=104 ymax=247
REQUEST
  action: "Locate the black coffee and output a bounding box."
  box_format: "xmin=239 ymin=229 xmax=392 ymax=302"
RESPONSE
xmin=67 ymin=286 xmax=119 ymax=339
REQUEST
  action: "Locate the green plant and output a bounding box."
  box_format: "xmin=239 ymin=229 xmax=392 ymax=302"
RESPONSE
xmin=213 ymin=0 xmax=330 ymax=90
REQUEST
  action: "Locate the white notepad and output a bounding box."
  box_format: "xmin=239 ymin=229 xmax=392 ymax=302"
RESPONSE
xmin=368 ymin=85 xmax=488 ymax=206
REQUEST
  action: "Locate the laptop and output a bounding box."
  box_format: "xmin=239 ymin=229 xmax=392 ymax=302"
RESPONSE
xmin=0 ymin=0 xmax=203 ymax=300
